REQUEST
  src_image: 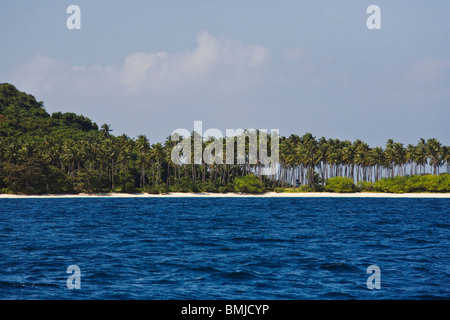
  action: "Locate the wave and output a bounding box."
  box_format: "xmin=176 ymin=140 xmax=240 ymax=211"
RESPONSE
xmin=0 ymin=281 xmax=59 ymax=288
xmin=318 ymin=262 xmax=360 ymax=272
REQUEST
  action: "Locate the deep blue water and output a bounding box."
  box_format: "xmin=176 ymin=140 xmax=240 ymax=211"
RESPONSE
xmin=0 ymin=197 xmax=449 ymax=300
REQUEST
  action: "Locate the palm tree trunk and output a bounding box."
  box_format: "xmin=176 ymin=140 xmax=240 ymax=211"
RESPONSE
xmin=111 ymin=159 xmax=114 ymax=189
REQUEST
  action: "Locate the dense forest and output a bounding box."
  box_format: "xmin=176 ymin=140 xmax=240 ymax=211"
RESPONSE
xmin=0 ymin=83 xmax=449 ymax=194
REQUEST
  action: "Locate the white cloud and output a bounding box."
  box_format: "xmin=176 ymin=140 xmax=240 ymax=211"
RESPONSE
xmin=10 ymin=55 xmax=122 ymax=97
xmin=120 ymin=31 xmax=269 ymax=93
xmin=121 ymin=51 xmax=169 ymax=92
xmin=10 ymin=31 xmax=269 ymax=97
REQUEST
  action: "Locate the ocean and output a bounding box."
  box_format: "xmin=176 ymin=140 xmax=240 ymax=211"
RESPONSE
xmin=0 ymin=197 xmax=449 ymax=299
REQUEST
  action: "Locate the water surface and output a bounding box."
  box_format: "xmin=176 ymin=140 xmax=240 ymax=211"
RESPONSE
xmin=0 ymin=198 xmax=449 ymax=299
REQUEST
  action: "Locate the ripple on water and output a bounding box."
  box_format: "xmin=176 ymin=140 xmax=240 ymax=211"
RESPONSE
xmin=0 ymin=197 xmax=448 ymax=299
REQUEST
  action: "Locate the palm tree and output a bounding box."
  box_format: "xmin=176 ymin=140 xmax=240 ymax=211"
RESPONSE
xmin=369 ymin=146 xmax=384 ymax=181
xmin=384 ymin=139 xmax=396 ymax=177
xmin=406 ymin=144 xmax=417 ymax=176
xmin=327 ymin=138 xmax=343 ymax=179
xmin=442 ymin=146 xmax=450 ymax=174
xmin=164 ymin=136 xmax=178 ymax=185
xmin=135 ymin=134 xmax=150 ymax=188
xmin=316 ymin=137 xmax=329 ymax=186
xmin=300 ymin=133 xmax=317 ymax=188
xmin=354 ymin=140 xmax=369 ymax=182
xmin=151 ymin=143 xmax=165 ymax=186
xmin=100 ymin=123 xmax=112 ymax=138
xmin=415 ymin=138 xmax=428 ymax=174
xmin=341 ymin=140 xmax=355 ymax=180
xmin=61 ymin=140 xmax=79 ymax=175
xmin=393 ymin=142 xmax=407 ymax=177
xmin=426 ymin=138 xmax=442 ymax=175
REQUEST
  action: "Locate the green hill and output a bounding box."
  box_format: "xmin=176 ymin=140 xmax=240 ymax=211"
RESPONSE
xmin=0 ymin=83 xmax=98 ymax=137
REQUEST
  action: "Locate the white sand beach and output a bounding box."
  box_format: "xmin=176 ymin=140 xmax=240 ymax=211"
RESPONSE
xmin=0 ymin=192 xmax=449 ymax=198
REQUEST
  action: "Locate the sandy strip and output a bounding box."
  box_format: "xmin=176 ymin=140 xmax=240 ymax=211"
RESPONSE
xmin=0 ymin=192 xmax=449 ymax=198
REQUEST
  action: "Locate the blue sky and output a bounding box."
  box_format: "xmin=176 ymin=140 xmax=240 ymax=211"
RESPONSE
xmin=1 ymin=0 xmax=449 ymax=147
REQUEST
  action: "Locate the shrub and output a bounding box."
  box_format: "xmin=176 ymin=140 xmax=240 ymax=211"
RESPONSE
xmin=218 ymin=186 xmax=228 ymax=193
xmin=374 ymin=174 xmax=450 ymax=193
xmin=144 ymin=186 xmax=160 ymax=194
xmin=198 ymin=181 xmax=220 ymax=193
xmin=282 ymin=186 xmax=316 ymax=193
xmin=158 ymin=185 xmax=168 ymax=194
xmin=374 ymin=176 xmax=409 ymax=193
xmin=116 ymin=170 xmax=136 ymax=193
xmin=356 ymin=181 xmax=375 ymax=192
xmin=438 ymin=173 xmax=450 ymax=192
xmin=325 ymin=177 xmax=356 ymax=193
xmin=168 ymin=177 xmax=199 ymax=193
xmin=233 ymin=174 xmax=265 ymax=193
xmin=71 ymin=168 xmax=104 ymax=193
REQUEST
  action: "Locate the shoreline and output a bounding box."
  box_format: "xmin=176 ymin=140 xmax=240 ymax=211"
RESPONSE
xmin=0 ymin=192 xmax=449 ymax=198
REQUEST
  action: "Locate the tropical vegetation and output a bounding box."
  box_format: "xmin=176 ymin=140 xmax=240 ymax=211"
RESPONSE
xmin=1 ymin=83 xmax=449 ymax=194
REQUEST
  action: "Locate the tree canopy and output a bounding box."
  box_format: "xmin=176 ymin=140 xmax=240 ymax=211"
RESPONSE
xmin=0 ymin=83 xmax=449 ymax=194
